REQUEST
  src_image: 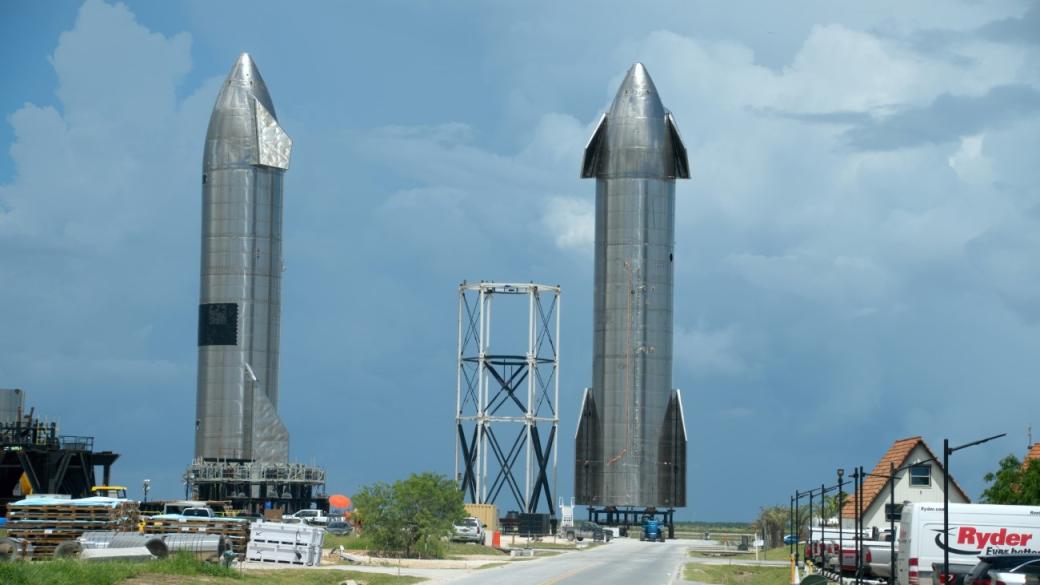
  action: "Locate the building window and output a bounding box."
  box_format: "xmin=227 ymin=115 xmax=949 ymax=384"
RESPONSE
xmin=885 ymin=503 xmax=904 ymax=521
xmin=910 ymin=464 xmax=931 ymax=487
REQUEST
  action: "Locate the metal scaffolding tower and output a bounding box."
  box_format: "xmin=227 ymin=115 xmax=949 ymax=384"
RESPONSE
xmin=455 ymin=282 xmax=560 ymax=516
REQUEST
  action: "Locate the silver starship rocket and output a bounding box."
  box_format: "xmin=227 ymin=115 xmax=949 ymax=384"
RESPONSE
xmin=575 ymin=63 xmax=689 ymax=508
xmin=195 ymin=53 xmax=292 ymax=463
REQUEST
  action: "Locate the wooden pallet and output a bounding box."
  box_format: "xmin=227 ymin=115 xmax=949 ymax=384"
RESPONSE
xmin=142 ymin=518 xmax=250 ymax=555
xmin=5 ymin=500 xmax=140 ymax=560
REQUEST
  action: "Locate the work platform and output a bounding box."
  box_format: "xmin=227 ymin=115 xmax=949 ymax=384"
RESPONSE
xmin=0 ymin=389 xmax=119 ymax=514
xmin=184 ymin=459 xmax=327 ymax=516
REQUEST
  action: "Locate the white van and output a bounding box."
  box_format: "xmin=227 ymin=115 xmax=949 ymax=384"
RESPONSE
xmin=898 ymin=503 xmax=1040 ymax=585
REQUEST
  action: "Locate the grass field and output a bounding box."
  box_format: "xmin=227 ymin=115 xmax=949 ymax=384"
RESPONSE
xmin=674 ymin=521 xmax=753 ymax=534
xmin=689 ymin=545 xmax=792 ymax=562
xmin=322 ymin=532 xmax=373 ymax=550
xmin=0 ymin=553 xmax=422 ymax=585
xmin=323 ymin=532 xmax=507 ymax=559
xmin=684 ymin=562 xmax=789 ymax=585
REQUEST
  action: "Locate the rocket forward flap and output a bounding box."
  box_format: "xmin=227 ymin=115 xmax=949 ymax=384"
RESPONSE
xmin=574 ymin=388 xmax=600 ymax=504
xmin=580 ymin=114 xmax=607 ymax=178
xmin=665 ymin=113 xmax=690 ymax=179
xmin=657 ymin=389 xmax=687 ymax=507
xmin=255 ymin=98 xmax=292 ymax=170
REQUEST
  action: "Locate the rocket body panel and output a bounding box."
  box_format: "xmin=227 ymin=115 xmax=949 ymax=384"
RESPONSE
xmin=195 ymin=54 xmax=290 ymax=463
xmin=575 ymin=63 xmax=687 ymax=508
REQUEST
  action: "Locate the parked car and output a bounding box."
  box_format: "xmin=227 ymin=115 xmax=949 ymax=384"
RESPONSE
xmin=562 ymin=521 xmax=611 ymax=543
xmin=452 ymin=517 xmax=485 ymax=543
xmin=326 ymin=520 xmax=353 ymax=536
xmin=964 ymin=555 xmax=1040 ymax=585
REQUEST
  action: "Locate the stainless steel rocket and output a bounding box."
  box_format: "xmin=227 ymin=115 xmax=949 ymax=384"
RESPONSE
xmin=575 ymin=63 xmax=688 ymax=508
xmin=195 ymin=53 xmax=291 ymax=463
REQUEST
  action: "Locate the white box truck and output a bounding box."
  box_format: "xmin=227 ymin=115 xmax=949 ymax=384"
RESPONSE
xmin=897 ymin=503 xmax=1040 ymax=585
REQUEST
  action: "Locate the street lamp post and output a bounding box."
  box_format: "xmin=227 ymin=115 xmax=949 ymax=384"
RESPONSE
xmin=838 ymin=468 xmax=845 ymax=578
xmin=790 ymin=493 xmax=795 ymax=559
xmin=821 ymin=482 xmax=826 ymax=569
xmin=795 ymin=490 xmax=802 ymax=566
xmin=808 ymin=488 xmax=813 ymax=567
xmin=943 ymin=433 xmax=1006 ymax=584
xmin=858 ymin=465 xmax=865 ymax=585
xmin=851 ymin=466 xmax=862 ymax=585
xmin=889 ymin=461 xmax=895 ymax=582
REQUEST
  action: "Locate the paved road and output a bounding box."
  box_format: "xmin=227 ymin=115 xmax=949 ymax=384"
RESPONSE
xmin=441 ymin=538 xmax=690 ymax=585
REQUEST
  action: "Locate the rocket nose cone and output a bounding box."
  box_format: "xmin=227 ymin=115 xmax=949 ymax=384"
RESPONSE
xmin=609 ymin=62 xmax=665 ymax=119
xmin=220 ymin=52 xmax=277 ymax=118
xmin=626 ymin=62 xmax=651 ymax=88
xmin=227 ymin=53 xmax=259 ymax=85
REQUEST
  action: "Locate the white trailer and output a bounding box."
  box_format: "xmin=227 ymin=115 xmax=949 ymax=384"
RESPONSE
xmin=897 ymin=503 xmax=1040 ymax=585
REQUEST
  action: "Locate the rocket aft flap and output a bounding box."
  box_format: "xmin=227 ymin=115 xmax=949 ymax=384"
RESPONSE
xmin=574 ymin=64 xmax=688 ymax=508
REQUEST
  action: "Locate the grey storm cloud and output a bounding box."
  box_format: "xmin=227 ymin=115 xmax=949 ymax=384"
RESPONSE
xmin=977 ymin=4 xmax=1040 ymax=45
xmin=841 ymin=84 xmax=1040 ymax=151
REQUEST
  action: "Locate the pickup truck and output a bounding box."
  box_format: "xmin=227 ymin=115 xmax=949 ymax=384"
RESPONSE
xmin=452 ymin=517 xmax=485 ymax=543
xmin=840 ymin=540 xmax=888 ymax=577
xmin=291 ymin=509 xmax=329 ymax=525
xmin=182 ymin=507 xmax=215 ymax=518
xmin=866 ymin=541 xmax=896 ymax=580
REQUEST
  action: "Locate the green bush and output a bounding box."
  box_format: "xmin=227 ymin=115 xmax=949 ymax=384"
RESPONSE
xmin=353 ymin=471 xmax=466 ymax=559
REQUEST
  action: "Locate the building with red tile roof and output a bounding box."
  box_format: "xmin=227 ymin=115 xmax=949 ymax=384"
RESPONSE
xmin=842 ymin=436 xmax=970 ymax=532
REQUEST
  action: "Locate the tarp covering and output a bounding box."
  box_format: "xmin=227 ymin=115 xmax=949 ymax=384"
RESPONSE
xmin=10 ymin=496 xmax=125 ymax=508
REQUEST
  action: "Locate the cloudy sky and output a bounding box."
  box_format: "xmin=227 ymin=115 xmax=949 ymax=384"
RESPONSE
xmin=1 ymin=0 xmax=1038 ymax=520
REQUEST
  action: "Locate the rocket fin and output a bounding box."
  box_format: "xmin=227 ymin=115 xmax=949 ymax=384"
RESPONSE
xmin=657 ymin=389 xmax=687 ymax=507
xmin=574 ymin=388 xmax=600 ymax=504
xmin=665 ymin=113 xmax=690 ymax=179
xmin=252 ymin=389 xmax=290 ymax=463
xmin=580 ymin=113 xmax=608 ymax=178
xmin=255 ymin=98 xmax=292 ymax=170
xmin=243 ymin=362 xmax=289 ymax=463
